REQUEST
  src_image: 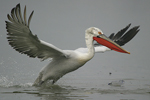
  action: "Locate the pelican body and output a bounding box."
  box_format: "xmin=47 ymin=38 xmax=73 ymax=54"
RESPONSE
xmin=5 ymin=4 xmax=140 ymax=86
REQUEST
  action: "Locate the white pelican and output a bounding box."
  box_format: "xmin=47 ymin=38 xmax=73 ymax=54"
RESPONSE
xmin=5 ymin=4 xmax=140 ymax=86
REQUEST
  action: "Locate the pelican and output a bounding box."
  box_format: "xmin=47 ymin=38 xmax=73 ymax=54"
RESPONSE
xmin=5 ymin=4 xmax=140 ymax=86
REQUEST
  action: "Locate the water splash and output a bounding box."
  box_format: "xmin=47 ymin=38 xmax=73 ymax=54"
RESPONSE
xmin=0 ymin=76 xmax=13 ymax=87
xmin=0 ymin=76 xmax=33 ymax=88
xmin=108 ymin=80 xmax=125 ymax=86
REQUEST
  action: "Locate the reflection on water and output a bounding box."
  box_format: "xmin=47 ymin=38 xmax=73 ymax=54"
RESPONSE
xmin=0 ymin=79 xmax=150 ymax=100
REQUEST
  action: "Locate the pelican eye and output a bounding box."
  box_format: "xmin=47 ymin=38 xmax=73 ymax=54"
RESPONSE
xmin=98 ymin=31 xmax=102 ymax=35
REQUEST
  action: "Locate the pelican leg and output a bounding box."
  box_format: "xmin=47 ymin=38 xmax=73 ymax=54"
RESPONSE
xmin=39 ymin=81 xmax=44 ymax=85
xmin=52 ymin=80 xmax=55 ymax=84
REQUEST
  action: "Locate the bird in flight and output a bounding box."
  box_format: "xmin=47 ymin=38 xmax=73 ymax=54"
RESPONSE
xmin=5 ymin=4 xmax=140 ymax=86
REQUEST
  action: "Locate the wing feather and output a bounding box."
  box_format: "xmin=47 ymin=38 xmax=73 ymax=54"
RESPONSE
xmin=23 ymin=5 xmax=27 ymax=26
xmin=94 ymin=24 xmax=140 ymax=53
xmin=111 ymin=24 xmax=131 ymax=41
xmin=116 ymin=26 xmax=139 ymax=46
xmin=6 ymin=3 xmax=67 ymax=61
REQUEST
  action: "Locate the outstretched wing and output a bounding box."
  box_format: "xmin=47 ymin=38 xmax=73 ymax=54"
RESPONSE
xmin=108 ymin=23 xmax=140 ymax=46
xmin=94 ymin=23 xmax=140 ymax=53
xmin=6 ymin=4 xmax=67 ymax=61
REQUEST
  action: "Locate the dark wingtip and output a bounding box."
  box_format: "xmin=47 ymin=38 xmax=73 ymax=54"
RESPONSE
xmin=16 ymin=3 xmax=20 ymax=7
xmin=109 ymin=33 xmax=115 ymax=39
xmin=126 ymin=23 xmax=131 ymax=28
xmin=128 ymin=23 xmax=131 ymax=26
xmin=112 ymin=23 xmax=132 ymax=41
xmin=118 ymin=25 xmax=140 ymax=46
xmin=11 ymin=7 xmax=15 ymax=14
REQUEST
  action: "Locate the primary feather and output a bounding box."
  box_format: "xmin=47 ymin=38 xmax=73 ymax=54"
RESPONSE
xmin=6 ymin=4 xmax=68 ymax=61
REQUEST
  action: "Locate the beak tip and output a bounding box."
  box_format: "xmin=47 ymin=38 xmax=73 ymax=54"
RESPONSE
xmin=127 ymin=52 xmax=130 ymax=54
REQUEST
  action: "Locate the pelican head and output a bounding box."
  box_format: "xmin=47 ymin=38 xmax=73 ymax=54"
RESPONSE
xmin=86 ymin=27 xmax=130 ymax=54
xmin=86 ymin=27 xmax=103 ymax=37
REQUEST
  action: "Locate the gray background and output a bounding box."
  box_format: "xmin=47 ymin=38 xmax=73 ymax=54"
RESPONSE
xmin=0 ymin=0 xmax=150 ymax=85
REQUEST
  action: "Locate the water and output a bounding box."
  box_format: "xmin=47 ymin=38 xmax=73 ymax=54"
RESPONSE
xmin=0 ymin=80 xmax=150 ymax=100
xmin=0 ymin=75 xmax=150 ymax=100
xmin=1 ymin=86 xmax=149 ymax=100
